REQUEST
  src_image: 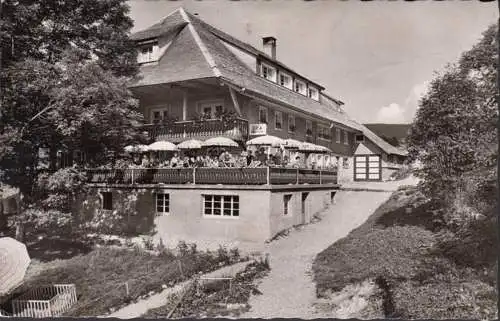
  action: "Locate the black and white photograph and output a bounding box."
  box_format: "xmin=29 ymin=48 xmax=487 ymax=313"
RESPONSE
xmin=0 ymin=0 xmax=498 ymax=319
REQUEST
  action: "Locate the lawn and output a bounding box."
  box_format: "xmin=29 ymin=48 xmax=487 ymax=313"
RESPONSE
xmin=5 ymin=244 xmax=244 ymax=317
xmin=312 ymin=186 xmax=497 ymax=319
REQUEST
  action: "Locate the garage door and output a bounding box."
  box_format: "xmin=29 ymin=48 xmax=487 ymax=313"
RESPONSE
xmin=354 ymin=155 xmax=381 ymax=181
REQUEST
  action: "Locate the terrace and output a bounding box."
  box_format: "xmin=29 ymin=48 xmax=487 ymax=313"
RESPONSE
xmin=86 ymin=167 xmax=338 ymax=186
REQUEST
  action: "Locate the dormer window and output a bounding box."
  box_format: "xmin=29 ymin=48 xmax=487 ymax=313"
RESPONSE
xmin=308 ymin=87 xmax=319 ymax=101
xmin=294 ymin=79 xmax=306 ymax=95
xmin=261 ymin=63 xmax=277 ymax=82
xmin=279 ymin=72 xmax=293 ymax=90
xmin=137 ymin=40 xmax=159 ymax=64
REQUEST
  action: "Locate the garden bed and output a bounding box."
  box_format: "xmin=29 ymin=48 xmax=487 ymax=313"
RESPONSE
xmin=144 ymin=259 xmax=270 ymax=318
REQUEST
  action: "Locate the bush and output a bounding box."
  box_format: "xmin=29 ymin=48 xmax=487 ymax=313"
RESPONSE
xmin=393 ymin=279 xmax=497 ymax=320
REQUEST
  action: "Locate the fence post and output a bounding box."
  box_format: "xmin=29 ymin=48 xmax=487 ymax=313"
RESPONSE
xmin=296 ymin=168 xmax=299 ymax=184
xmin=319 ymin=170 xmax=322 ymax=184
xmin=266 ymin=167 xmax=270 ymax=185
xmin=131 ymin=169 xmax=135 ymax=185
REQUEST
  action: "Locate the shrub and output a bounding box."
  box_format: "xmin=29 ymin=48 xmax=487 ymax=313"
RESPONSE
xmin=313 ymin=226 xmax=436 ymax=296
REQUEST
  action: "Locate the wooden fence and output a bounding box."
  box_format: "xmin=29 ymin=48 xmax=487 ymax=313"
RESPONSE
xmin=12 ymin=284 xmax=77 ymax=317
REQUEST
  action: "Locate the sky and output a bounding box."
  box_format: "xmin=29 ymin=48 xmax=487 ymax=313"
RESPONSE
xmin=127 ymin=0 xmax=498 ymax=124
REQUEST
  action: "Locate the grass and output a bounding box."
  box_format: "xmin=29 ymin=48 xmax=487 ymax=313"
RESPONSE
xmin=5 ymin=245 xmax=243 ymax=317
xmin=144 ymin=259 xmax=270 ymax=318
xmin=312 ymin=185 xmax=498 ymax=319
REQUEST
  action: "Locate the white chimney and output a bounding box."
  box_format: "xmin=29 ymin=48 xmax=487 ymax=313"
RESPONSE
xmin=262 ymin=36 xmax=277 ymax=60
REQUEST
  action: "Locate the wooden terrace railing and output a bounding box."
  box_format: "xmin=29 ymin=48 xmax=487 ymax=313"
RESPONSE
xmin=86 ymin=167 xmax=338 ymax=186
xmin=142 ymin=118 xmax=249 ymax=142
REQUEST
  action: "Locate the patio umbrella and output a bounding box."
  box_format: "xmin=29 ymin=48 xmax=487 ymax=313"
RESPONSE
xmin=298 ymin=142 xmax=319 ymax=152
xmin=124 ymin=144 xmax=148 ymax=153
xmin=147 ymin=141 xmax=179 ymax=152
xmin=177 ymin=139 xmax=203 ymax=149
xmin=0 ymin=237 xmax=31 ymax=296
xmin=284 ymin=138 xmax=302 ymax=149
xmin=315 ymin=145 xmax=332 ymax=153
xmin=201 ymin=137 xmax=239 ymax=148
xmin=247 ymin=135 xmax=285 ymax=147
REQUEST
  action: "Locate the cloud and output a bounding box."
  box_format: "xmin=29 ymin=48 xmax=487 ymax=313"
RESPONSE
xmin=375 ymin=81 xmax=430 ymax=123
xmin=375 ymin=103 xmax=406 ymax=123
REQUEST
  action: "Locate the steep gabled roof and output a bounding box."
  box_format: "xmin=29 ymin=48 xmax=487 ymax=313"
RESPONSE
xmin=130 ymin=10 xmax=187 ymax=41
xmin=357 ymin=124 xmax=408 ymax=156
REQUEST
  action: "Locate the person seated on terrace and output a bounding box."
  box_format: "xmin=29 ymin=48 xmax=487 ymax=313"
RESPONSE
xmin=170 ymin=152 xmax=180 ymax=168
xmin=246 ymin=150 xmax=254 ymax=166
xmin=160 ymin=159 xmax=170 ymax=168
xmin=182 ymin=156 xmax=190 ymax=168
xmin=256 ymin=148 xmax=268 ymax=166
xmin=290 ymin=155 xmax=301 ymax=168
xmin=282 ymin=155 xmax=290 ymax=167
xmin=141 ymin=155 xmax=150 ymax=167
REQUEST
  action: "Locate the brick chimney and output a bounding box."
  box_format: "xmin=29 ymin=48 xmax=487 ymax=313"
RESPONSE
xmin=262 ymin=36 xmax=277 ymax=60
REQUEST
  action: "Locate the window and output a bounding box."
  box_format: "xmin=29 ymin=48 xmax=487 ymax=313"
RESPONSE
xmin=137 ymin=41 xmax=158 ymax=64
xmin=203 ymin=195 xmax=239 ymax=217
xmin=308 ymin=87 xmax=319 ymax=101
xmin=288 ymin=114 xmax=296 ymax=133
xmin=261 ymin=63 xmax=277 ymax=82
xmin=156 ymin=193 xmax=170 ymax=215
xmin=279 ymin=72 xmax=293 ymax=89
xmin=317 ymin=125 xmax=331 ymax=141
xmin=259 ymin=106 xmax=268 ymax=124
xmin=199 ymin=101 xmax=224 ymax=119
xmin=335 ymin=128 xmax=341 ymax=143
xmin=274 ymin=111 xmax=283 ymax=130
xmin=294 ymin=80 xmax=306 ymax=95
xmin=283 ymin=194 xmax=292 ymax=215
xmin=151 ymin=108 xmax=169 ymax=123
xmin=344 ymin=130 xmax=349 ymax=145
xmin=355 ymin=134 xmax=364 ymax=143
xmin=101 ymin=192 xmax=112 ymax=210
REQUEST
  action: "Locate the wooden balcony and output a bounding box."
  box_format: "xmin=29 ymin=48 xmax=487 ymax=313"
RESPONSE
xmin=142 ymin=118 xmax=249 ymax=143
xmin=86 ymin=167 xmax=338 ymax=186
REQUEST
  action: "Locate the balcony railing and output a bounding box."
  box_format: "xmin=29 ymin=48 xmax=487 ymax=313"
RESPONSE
xmin=142 ymin=118 xmax=249 ymax=142
xmin=86 ymin=167 xmax=338 ymax=186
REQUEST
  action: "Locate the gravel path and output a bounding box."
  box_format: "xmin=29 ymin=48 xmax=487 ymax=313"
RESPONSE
xmin=241 ymin=189 xmax=395 ymax=319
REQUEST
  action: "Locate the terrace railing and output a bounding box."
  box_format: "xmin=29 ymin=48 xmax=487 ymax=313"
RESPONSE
xmin=86 ymin=167 xmax=338 ymax=186
xmin=142 ymin=118 xmax=249 ymax=142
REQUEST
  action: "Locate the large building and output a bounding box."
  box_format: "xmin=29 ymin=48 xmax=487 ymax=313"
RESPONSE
xmin=80 ymin=8 xmax=407 ymax=244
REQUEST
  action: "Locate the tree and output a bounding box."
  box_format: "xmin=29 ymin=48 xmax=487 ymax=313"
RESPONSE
xmin=408 ymin=23 xmax=498 ymax=212
xmin=0 ymin=0 xmax=147 ymax=237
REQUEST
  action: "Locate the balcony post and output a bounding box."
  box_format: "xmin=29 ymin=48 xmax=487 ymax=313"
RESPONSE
xmin=319 ymin=170 xmax=322 ymax=184
xmin=182 ymin=90 xmax=188 ymax=121
xmin=296 ymin=168 xmax=299 ymax=184
xmin=131 ymin=169 xmax=135 ymax=185
xmin=266 ymin=166 xmax=270 ymax=185
xmin=192 ymin=167 xmax=196 ymax=184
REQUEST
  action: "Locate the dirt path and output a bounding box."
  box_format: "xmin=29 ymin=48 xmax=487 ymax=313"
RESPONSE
xmin=241 ymin=189 xmax=394 ymax=319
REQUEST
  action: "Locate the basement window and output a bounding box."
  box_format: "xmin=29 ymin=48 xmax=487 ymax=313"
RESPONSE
xmin=156 ymin=193 xmax=170 ymax=215
xmin=203 ymin=195 xmax=239 ymax=217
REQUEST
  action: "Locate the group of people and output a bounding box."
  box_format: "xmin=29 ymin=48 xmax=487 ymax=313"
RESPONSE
xmin=130 ymin=147 xmax=310 ymax=169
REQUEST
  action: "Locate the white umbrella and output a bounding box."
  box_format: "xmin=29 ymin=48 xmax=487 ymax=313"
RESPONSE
xmin=315 ymin=145 xmax=332 ymax=153
xmin=147 ymin=141 xmax=178 ymax=151
xmin=298 ymin=142 xmax=318 ymax=152
xmin=177 ymin=139 xmax=203 ymax=149
xmin=201 ymin=137 xmax=239 ymax=148
xmin=247 ymin=135 xmax=285 ymax=147
xmin=124 ymin=144 xmax=148 ymax=153
xmin=0 ymin=237 xmax=31 ymax=296
xmin=284 ymin=138 xmax=302 ymax=149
